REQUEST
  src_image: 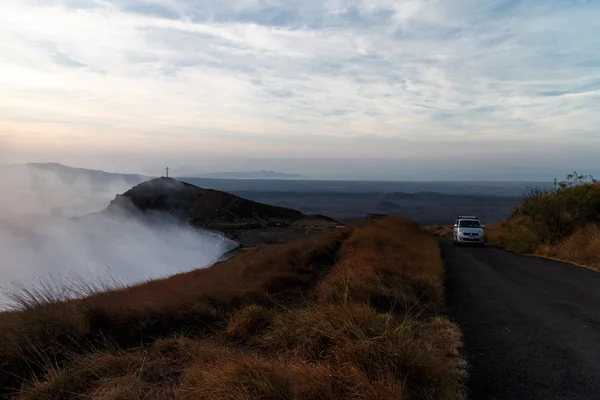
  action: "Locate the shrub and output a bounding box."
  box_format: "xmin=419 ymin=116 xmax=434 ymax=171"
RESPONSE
xmin=518 ymin=172 xmax=600 ymax=243
xmin=491 ymin=172 xmax=600 ymax=269
xmin=537 ymin=224 xmax=600 ymax=268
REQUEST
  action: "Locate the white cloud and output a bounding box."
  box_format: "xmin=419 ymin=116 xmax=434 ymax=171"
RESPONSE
xmin=1 ymin=0 xmax=599 ymax=177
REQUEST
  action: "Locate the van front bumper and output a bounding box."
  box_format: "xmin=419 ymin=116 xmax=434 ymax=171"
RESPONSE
xmin=456 ymin=236 xmax=484 ymax=243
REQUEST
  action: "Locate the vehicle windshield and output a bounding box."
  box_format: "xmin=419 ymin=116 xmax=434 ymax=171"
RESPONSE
xmin=459 ymin=220 xmax=481 ymax=228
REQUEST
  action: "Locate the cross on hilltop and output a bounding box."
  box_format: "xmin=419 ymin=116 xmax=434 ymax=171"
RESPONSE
xmin=165 ymin=166 xmax=170 ymax=178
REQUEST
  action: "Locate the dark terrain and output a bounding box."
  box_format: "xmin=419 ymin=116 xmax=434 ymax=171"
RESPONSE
xmin=181 ymin=177 xmax=528 ymax=224
xmin=443 ymin=243 xmax=600 ymax=399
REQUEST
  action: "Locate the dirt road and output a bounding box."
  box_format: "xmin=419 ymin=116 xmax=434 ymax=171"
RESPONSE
xmin=443 ymin=243 xmax=600 ymax=399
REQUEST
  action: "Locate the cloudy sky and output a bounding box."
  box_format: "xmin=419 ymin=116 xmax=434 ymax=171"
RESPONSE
xmin=1 ymin=0 xmax=599 ymax=180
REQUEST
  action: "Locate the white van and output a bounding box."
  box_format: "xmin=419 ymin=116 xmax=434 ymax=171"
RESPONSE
xmin=453 ymin=216 xmax=485 ymax=246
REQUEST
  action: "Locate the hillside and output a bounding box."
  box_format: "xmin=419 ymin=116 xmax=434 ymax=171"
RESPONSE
xmin=0 ymin=218 xmax=465 ymax=399
xmin=107 ymin=177 xmax=303 ymax=225
xmin=105 ymin=177 xmax=339 ymax=246
xmin=486 ymin=173 xmax=600 ymax=269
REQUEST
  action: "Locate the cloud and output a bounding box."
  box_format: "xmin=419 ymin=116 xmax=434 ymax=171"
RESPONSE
xmin=0 ymin=0 xmax=599 ymax=177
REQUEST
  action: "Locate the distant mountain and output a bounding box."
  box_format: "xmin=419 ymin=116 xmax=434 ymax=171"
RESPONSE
xmin=196 ymin=170 xmax=301 ymax=179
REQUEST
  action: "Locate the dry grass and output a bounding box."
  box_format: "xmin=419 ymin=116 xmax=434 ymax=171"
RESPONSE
xmin=423 ymin=225 xmax=453 ymax=240
xmin=487 ymin=220 xmax=600 ymax=270
xmin=319 ymin=219 xmax=445 ymax=314
xmin=255 ymin=304 xmax=464 ymax=399
xmin=487 ymin=174 xmax=600 ymax=270
xmin=483 ymin=223 xmax=508 ymax=246
xmin=485 ymin=184 xmax=600 ymax=270
xmin=1 ymin=218 xmax=465 ymax=399
xmin=0 ymin=232 xmax=346 ymax=396
xmin=536 ymin=224 xmax=600 ymax=269
xmin=180 ymin=345 xmax=404 ymax=400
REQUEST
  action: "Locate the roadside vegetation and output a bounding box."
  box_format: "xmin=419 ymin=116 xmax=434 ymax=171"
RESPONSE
xmin=487 ymin=172 xmax=600 ymax=269
xmin=0 ymin=218 xmax=465 ymax=399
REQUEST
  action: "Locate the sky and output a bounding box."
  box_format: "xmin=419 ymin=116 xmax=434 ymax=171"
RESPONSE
xmin=1 ymin=0 xmax=599 ymax=180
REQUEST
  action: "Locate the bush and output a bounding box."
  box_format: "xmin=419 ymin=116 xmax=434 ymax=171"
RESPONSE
xmin=537 ymin=224 xmax=600 ymax=268
xmin=492 ymin=172 xmax=600 ymax=269
xmin=518 ymin=172 xmax=600 ymax=243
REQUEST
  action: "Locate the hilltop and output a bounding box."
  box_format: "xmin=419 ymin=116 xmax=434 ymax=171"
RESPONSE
xmin=105 ymin=177 xmax=339 ymax=246
xmin=108 ymin=177 xmax=303 ymax=223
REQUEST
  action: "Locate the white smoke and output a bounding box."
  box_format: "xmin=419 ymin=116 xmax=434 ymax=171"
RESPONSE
xmin=0 ymin=163 xmax=145 ymax=221
xmin=0 ymin=164 xmax=236 ymax=308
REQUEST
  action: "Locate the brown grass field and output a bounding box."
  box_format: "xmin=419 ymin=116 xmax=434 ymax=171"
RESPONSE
xmin=0 ymin=218 xmax=466 ymax=399
xmin=486 ymin=222 xmax=600 ymax=270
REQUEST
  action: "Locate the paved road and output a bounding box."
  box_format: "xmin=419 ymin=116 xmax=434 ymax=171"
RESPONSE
xmin=443 ymin=243 xmax=600 ymax=400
